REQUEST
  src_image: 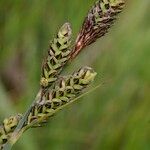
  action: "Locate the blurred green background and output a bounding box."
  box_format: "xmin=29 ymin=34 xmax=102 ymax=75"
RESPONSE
xmin=0 ymin=0 xmax=150 ymax=149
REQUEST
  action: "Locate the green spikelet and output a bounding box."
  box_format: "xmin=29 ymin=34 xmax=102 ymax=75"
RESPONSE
xmin=28 ymin=67 xmax=97 ymax=126
xmin=71 ymin=0 xmax=125 ymax=59
xmin=0 ymin=67 xmax=96 ymax=146
xmin=40 ymin=23 xmax=72 ymax=89
xmin=0 ymin=115 xmax=22 ymax=145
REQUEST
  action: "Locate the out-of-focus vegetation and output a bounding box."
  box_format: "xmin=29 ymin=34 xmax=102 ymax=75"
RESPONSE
xmin=0 ymin=0 xmax=150 ymax=149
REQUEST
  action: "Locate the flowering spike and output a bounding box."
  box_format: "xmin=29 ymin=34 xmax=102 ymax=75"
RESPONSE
xmin=29 ymin=67 xmax=97 ymax=125
xmin=71 ymin=0 xmax=125 ymax=59
xmin=0 ymin=67 xmax=96 ymax=145
xmin=0 ymin=115 xmax=22 ymax=145
xmin=40 ymin=23 xmax=72 ymax=89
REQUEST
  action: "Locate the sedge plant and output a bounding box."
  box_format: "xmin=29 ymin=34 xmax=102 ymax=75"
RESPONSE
xmin=0 ymin=0 xmax=125 ymax=149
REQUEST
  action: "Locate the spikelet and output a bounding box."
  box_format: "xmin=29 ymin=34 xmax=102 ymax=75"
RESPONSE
xmin=71 ymin=0 xmax=125 ymax=59
xmin=28 ymin=67 xmax=97 ymax=125
xmin=0 ymin=115 xmax=22 ymax=145
xmin=40 ymin=23 xmax=72 ymax=89
xmin=0 ymin=67 xmax=96 ymax=145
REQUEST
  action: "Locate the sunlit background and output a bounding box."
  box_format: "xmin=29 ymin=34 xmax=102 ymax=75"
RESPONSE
xmin=0 ymin=0 xmax=150 ymax=149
